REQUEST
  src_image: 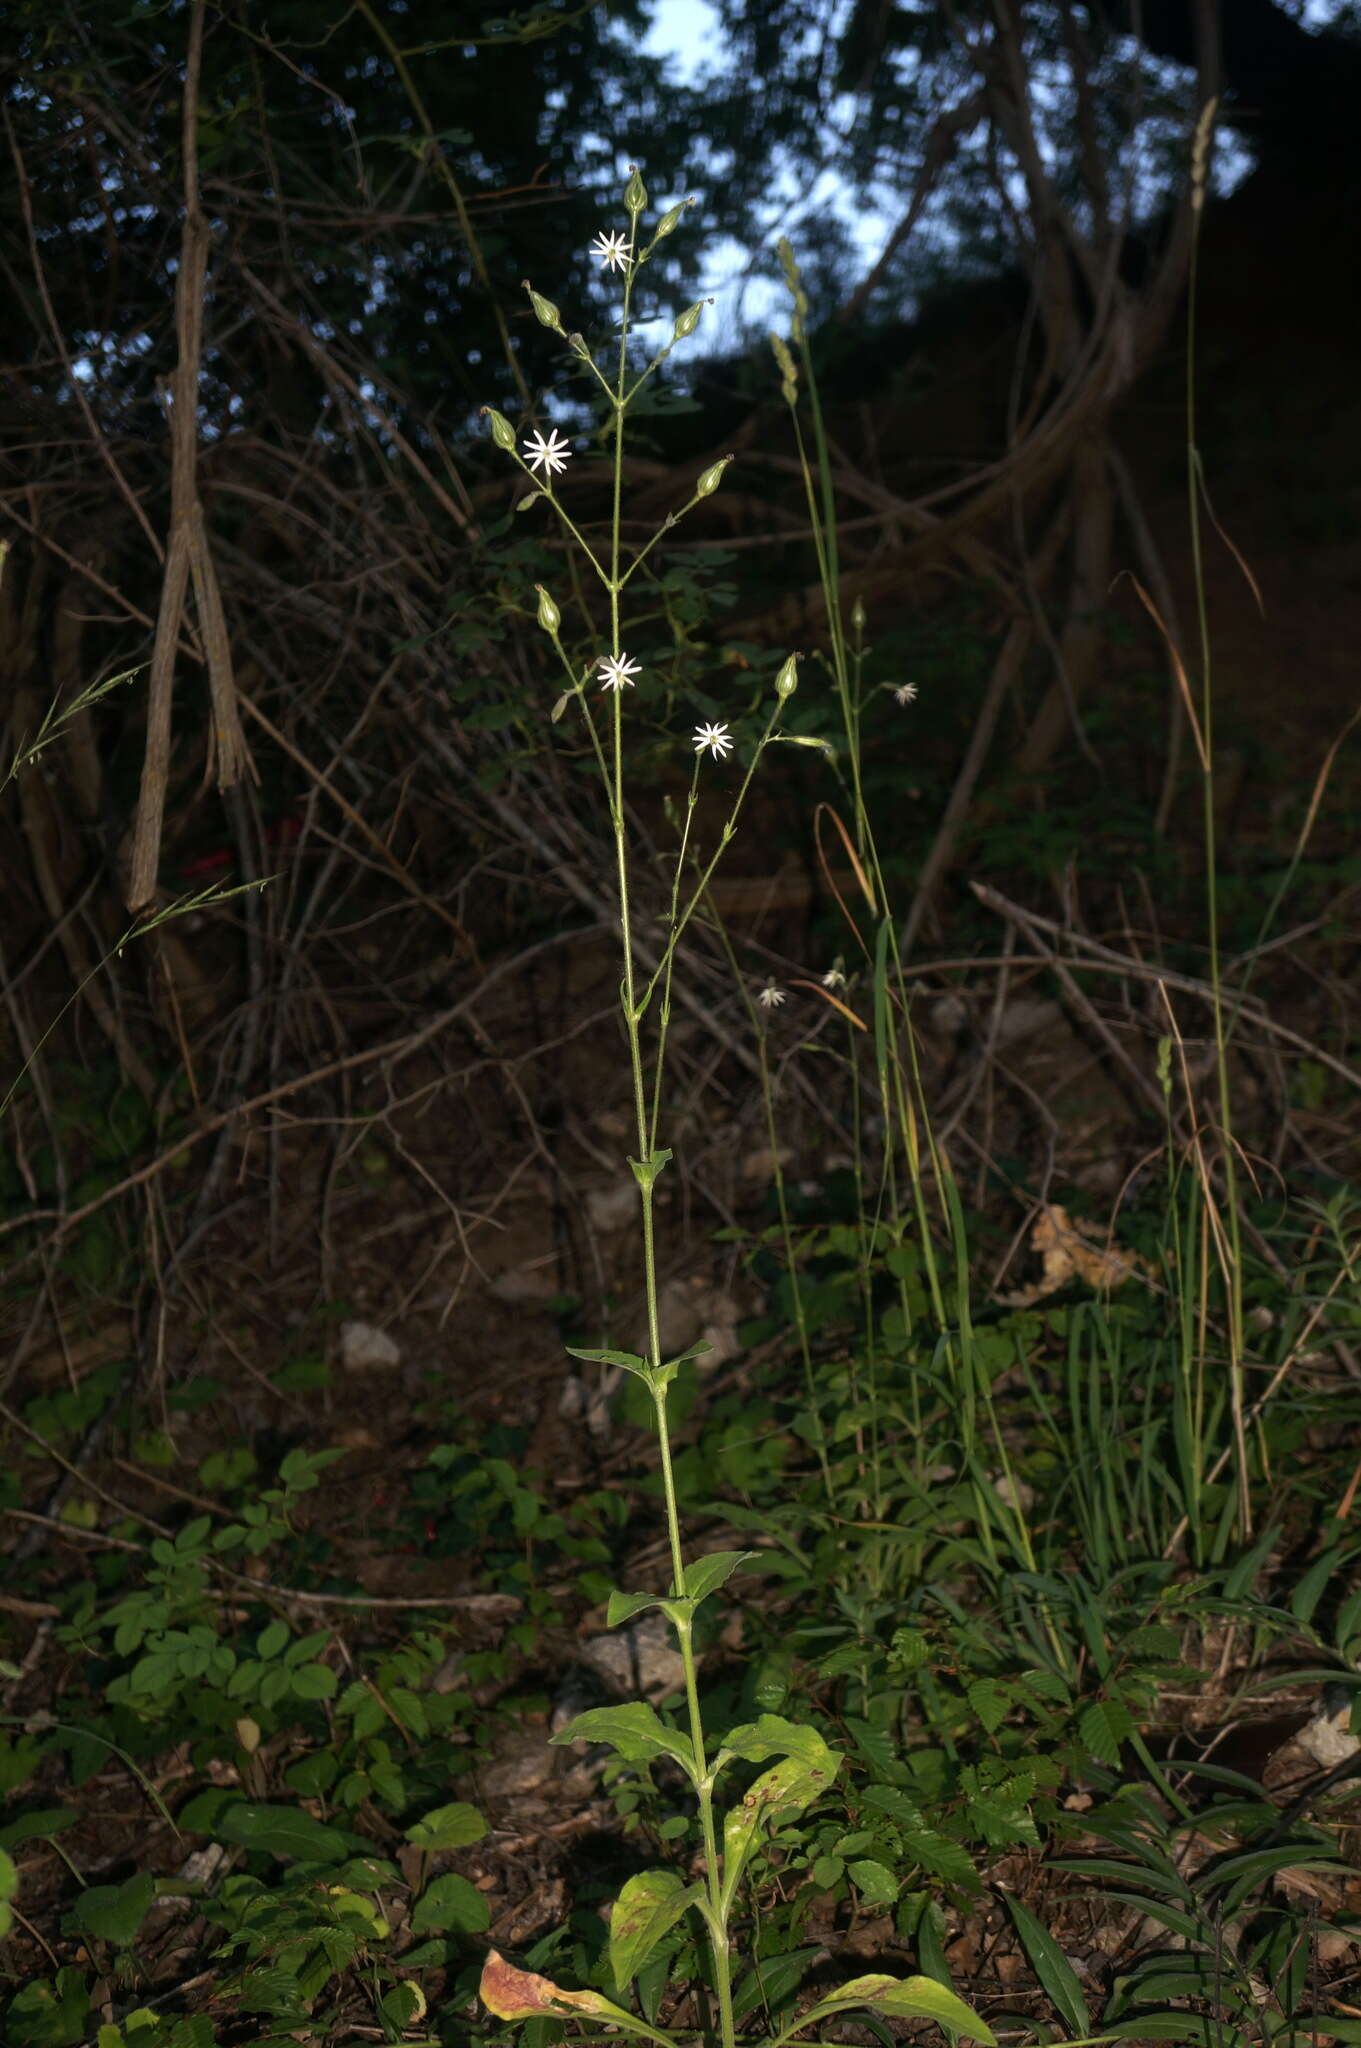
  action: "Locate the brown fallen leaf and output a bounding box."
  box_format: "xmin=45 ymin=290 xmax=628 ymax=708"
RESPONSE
xmin=1003 ymin=1202 xmax=1151 ymax=1306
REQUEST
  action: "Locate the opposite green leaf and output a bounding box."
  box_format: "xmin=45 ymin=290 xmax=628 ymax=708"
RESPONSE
xmin=720 ymin=1715 xmax=837 ymax=1768
xmin=609 ymin=1868 xmax=703 ymax=1989
xmin=786 ymin=1972 xmax=997 ymax=2046
xmin=551 ymin=1701 xmax=696 ymax=1779
xmin=682 ymin=1550 xmax=757 ymax=1604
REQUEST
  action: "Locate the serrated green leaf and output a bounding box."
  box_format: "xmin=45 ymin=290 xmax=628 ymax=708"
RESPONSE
xmin=966 ymin=1677 xmax=1010 ymax=1734
xmin=1077 ymin=1696 xmax=1136 ymax=1765
xmin=845 ymin=1715 xmax=897 ymax=1776
xmin=903 ymin=1828 xmax=979 ymax=1891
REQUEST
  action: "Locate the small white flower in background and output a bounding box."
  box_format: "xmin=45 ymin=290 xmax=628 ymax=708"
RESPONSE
xmin=692 ymin=721 xmax=733 ymax=760
xmin=590 ymin=230 xmax=631 ymax=273
xmin=758 ymin=980 xmax=787 ymax=1009
xmin=893 ymin=681 xmax=919 ymax=706
xmin=523 ymin=427 xmax=572 ymax=477
xmin=597 ymin=652 xmax=641 ymax=693
xmin=821 ymin=963 xmax=847 ymax=989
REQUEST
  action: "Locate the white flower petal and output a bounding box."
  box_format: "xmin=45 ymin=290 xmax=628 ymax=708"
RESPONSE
xmin=590 ymin=230 xmax=631 ymax=273
xmin=692 ymin=721 xmax=733 ymax=760
xmin=523 ymin=427 xmax=572 ymax=477
xmin=597 ymin=652 xmax=641 ymax=692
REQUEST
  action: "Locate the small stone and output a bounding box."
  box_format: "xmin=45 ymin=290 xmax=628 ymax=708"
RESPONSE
xmin=1298 ymin=1694 xmax=1360 ymax=1769
xmin=579 ymin=1614 xmax=685 ymax=1700
xmin=339 ymin=1321 xmax=402 ymax=1371
xmin=488 ymin=1261 xmax=558 ymax=1306
xmin=586 ymin=1182 xmax=638 ymax=1232
xmin=741 ymin=1145 xmax=792 ymax=1181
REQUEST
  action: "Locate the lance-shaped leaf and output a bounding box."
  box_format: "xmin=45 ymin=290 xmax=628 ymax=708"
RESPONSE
xmin=550 ymin=1701 xmax=696 ymax=1779
xmin=566 ymin=1346 xmax=652 ymax=1379
xmin=605 ymin=1586 xmax=695 ymax=1630
xmin=480 ymin=1950 xmax=679 ymax=2045
xmin=721 ymin=1743 xmax=839 ymax=1902
xmin=609 ymin=1869 xmax=704 ymax=1989
xmin=718 ymin=1715 xmax=838 ymax=1769
xmin=779 ymin=1972 xmax=996 ymax=2046
xmin=683 ymin=1550 xmax=757 ymax=1605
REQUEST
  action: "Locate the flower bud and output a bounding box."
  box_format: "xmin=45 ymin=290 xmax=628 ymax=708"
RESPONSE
xmin=625 ymin=166 xmax=648 ymax=216
xmin=775 ymin=654 xmax=799 ymax=699
xmin=566 ymin=331 xmax=592 ymax=359
xmin=696 ymin=455 xmax=732 ymax=498
xmin=551 ymin=691 xmax=572 ymax=724
xmin=654 ymin=197 xmax=692 ymax=238
xmin=535 ymin=584 xmax=561 ymax=634
xmin=525 ymin=283 xmax=563 ymax=332
xmin=482 ymin=407 xmax=517 ymax=451
xmin=673 ymin=299 xmax=708 ymax=342
xmin=852 ymin=596 xmax=866 ymax=634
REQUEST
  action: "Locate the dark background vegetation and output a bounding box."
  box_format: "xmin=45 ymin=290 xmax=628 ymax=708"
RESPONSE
xmin=2 ymin=1 xmax=1360 ymax=2041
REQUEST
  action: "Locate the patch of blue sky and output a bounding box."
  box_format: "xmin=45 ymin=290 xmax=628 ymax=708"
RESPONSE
xmin=628 ymin=0 xmax=1268 ymax=356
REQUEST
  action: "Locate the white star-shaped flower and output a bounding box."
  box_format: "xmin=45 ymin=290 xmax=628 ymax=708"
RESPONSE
xmin=597 ymin=652 xmax=641 ymax=693
xmin=590 ymin=230 xmax=631 ymax=273
xmin=821 ymin=964 xmax=847 ymax=988
xmin=692 ymin=721 xmax=733 ymax=760
xmin=758 ymin=981 xmax=787 ymax=1009
xmin=523 ymin=427 xmax=572 ymax=477
xmin=893 ymin=681 xmax=919 ymax=706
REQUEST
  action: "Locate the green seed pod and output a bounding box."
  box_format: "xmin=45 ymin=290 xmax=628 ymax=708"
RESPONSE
xmin=535 ymin=585 xmax=561 ymax=634
xmin=673 ymin=299 xmax=708 ymax=342
xmin=775 ymin=654 xmax=799 ymax=699
xmin=525 ymin=284 xmax=563 ymax=332
xmin=482 ymin=407 xmax=517 ymax=451
xmin=625 ymin=165 xmax=648 ymax=216
xmin=696 ymin=455 xmax=732 ymax=498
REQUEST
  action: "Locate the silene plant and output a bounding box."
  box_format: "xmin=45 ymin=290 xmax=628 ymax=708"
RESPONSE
xmin=478 ymin=171 xmax=994 ymax=2048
